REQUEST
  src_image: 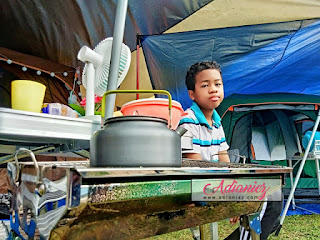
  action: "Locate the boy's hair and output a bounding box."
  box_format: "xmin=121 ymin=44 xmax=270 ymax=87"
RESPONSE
xmin=185 ymin=61 xmax=222 ymax=91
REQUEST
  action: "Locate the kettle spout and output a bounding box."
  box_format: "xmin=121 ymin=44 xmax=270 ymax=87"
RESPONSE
xmin=175 ymin=126 xmax=188 ymax=137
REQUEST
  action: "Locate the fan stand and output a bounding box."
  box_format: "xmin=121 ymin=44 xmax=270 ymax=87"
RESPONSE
xmin=81 ymin=62 xmax=101 ymax=122
xmin=84 ymin=63 xmax=95 ymax=117
xmin=77 ymin=46 xmax=103 ymax=122
xmin=77 ymin=1 xmax=129 ymax=122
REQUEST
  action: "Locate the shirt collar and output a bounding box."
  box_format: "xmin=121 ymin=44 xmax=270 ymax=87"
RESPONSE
xmin=190 ymin=101 xmax=221 ymax=129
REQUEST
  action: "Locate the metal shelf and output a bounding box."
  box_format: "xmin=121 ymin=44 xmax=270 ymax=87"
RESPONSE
xmin=0 ymin=107 xmax=101 ymax=146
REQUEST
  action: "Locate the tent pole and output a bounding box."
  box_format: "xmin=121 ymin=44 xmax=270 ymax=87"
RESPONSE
xmin=276 ymin=109 xmax=320 ymax=235
xmin=104 ymin=0 xmax=128 ymax=120
xmin=136 ymin=34 xmax=140 ymax=100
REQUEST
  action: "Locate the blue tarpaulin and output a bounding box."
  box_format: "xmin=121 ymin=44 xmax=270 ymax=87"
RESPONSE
xmin=283 ymin=199 xmax=320 ymax=216
xmin=140 ymin=18 xmax=320 ymax=110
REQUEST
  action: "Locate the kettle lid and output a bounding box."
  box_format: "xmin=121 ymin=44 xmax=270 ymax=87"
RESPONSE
xmin=104 ymin=115 xmax=168 ymax=125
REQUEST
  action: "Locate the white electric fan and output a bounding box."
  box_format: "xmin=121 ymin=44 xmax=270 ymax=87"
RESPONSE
xmin=77 ymin=37 xmax=131 ymax=118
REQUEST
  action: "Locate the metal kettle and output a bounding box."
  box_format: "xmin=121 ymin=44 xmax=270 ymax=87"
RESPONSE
xmin=90 ymin=90 xmax=186 ymax=167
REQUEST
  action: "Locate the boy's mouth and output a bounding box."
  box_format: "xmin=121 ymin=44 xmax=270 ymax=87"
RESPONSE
xmin=209 ymin=96 xmax=220 ymax=101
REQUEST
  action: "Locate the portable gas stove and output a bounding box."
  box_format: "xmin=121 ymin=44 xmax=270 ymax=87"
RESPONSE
xmin=6 ymin=149 xmax=291 ymax=240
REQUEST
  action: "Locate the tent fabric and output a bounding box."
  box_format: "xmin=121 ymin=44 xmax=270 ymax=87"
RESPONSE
xmin=140 ymin=18 xmax=320 ymax=110
xmin=218 ymin=93 xmax=320 ymax=119
xmin=0 ymin=47 xmax=79 ymax=106
xmin=0 ymin=0 xmax=211 ymax=104
xmin=165 ymin=0 xmax=320 ymax=34
xmin=220 ymin=94 xmax=320 ymax=147
xmin=230 ymin=109 xmax=300 ymax=161
xmin=232 ymin=104 xmax=316 ymax=112
xmin=228 ymin=113 xmax=252 ymax=160
xmin=119 ymin=0 xmax=320 ymax=108
xmin=273 ymin=110 xmax=300 ymax=159
xmin=2 ymin=0 xmax=320 ymax=107
xmin=0 ymin=0 xmax=211 ymax=68
xmin=0 ymin=64 xmax=70 ymax=106
xmin=266 ymin=116 xmax=289 ymax=160
xmin=221 ymin=103 xmax=320 ymax=185
xmin=222 ymin=103 xmax=318 ymax=158
xmin=252 ymin=126 xmax=272 ymax=160
xmin=236 ymin=107 xmax=303 ymax=160
xmin=0 ymin=0 xmax=319 ymax=193
xmin=259 ymin=160 xmax=319 ymax=187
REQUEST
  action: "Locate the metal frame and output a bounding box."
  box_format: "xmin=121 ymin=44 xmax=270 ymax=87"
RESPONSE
xmin=9 ymin=156 xmax=288 ymax=239
xmin=277 ymin=109 xmax=320 ymax=234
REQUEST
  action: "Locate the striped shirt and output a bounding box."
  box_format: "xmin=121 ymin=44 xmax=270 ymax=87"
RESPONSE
xmin=179 ymin=101 xmax=229 ymax=161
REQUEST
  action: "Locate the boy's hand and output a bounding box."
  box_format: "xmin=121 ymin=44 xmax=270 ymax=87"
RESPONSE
xmin=229 ymin=216 xmax=240 ymax=225
xmin=218 ymin=150 xmax=230 ymax=162
xmin=183 ymin=153 xmax=202 ymax=160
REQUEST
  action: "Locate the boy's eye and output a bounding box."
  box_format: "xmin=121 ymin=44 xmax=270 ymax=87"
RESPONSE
xmin=216 ymin=83 xmax=222 ymax=86
xmin=201 ymin=84 xmax=208 ymax=88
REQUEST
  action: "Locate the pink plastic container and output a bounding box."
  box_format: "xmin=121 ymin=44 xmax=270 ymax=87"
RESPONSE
xmin=120 ymin=98 xmax=185 ymax=129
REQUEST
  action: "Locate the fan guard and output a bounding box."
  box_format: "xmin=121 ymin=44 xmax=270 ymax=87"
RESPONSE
xmin=82 ymin=37 xmax=131 ymax=97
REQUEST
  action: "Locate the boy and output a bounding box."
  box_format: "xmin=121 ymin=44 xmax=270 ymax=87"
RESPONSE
xmin=179 ymin=61 xmax=230 ymax=162
xmin=179 ymin=61 xmax=238 ymax=239
xmin=179 ymin=61 xmax=280 ymax=240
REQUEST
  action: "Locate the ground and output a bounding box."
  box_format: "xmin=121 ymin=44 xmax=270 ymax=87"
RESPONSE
xmin=145 ymin=214 xmax=320 ymax=240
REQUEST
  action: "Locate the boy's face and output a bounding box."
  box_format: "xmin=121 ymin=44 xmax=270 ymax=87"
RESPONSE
xmin=188 ymin=69 xmax=224 ymax=111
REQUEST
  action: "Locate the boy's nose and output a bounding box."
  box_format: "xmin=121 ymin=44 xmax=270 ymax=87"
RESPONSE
xmin=209 ymin=85 xmax=217 ymax=93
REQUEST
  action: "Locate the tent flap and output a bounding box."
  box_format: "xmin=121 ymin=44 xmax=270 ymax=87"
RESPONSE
xmin=141 ymin=18 xmax=320 ymax=110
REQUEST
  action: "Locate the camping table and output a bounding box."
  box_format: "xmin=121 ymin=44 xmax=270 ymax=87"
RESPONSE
xmin=279 ymin=116 xmax=320 ymax=235
xmin=288 ymin=155 xmax=320 ymax=200
xmin=7 ymin=157 xmax=291 ymax=240
xmin=0 ymin=107 xmax=192 ymax=161
xmin=0 ymin=107 xmax=101 ymax=160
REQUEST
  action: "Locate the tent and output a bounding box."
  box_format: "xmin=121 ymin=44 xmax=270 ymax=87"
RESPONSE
xmin=137 ymin=13 xmax=320 ymax=194
xmin=219 ymin=94 xmax=320 ymax=160
xmin=218 ymin=93 xmax=320 ymax=189
xmin=1 ymin=0 xmax=320 ymax=233
xmin=1 ymin=0 xmax=320 ymax=195
xmin=1 ymin=0 xmax=320 ymax=108
xmin=1 ymin=0 xmax=320 ymax=180
xmin=139 ymin=18 xmax=320 ymax=109
xmin=0 ymin=0 xmax=212 ymax=107
xmin=139 ymin=17 xmax=320 ymax=188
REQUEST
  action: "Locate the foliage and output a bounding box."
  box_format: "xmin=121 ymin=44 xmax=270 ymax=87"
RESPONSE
xmin=69 ymin=95 xmax=102 ymax=116
xmin=144 ymin=214 xmax=320 ymax=240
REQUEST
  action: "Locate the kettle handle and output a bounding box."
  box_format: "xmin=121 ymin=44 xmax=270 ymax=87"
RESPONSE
xmin=101 ymin=90 xmax=172 ymax=128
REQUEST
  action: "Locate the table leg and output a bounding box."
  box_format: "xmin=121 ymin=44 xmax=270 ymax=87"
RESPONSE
xmin=210 ymin=222 xmax=219 ymax=240
xmin=315 ymin=157 xmax=320 ymax=196
xmin=288 ymin=159 xmax=296 ymax=209
xmin=199 ymin=225 xmax=207 ymax=240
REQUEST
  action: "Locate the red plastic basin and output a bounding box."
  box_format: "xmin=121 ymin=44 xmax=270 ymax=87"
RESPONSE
xmin=120 ymin=98 xmax=185 ymax=129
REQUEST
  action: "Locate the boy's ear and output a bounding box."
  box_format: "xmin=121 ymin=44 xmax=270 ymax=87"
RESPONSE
xmin=188 ymin=90 xmax=195 ymax=100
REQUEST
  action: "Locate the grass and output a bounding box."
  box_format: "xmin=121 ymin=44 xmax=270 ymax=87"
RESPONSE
xmin=144 ymin=214 xmax=320 ymax=240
